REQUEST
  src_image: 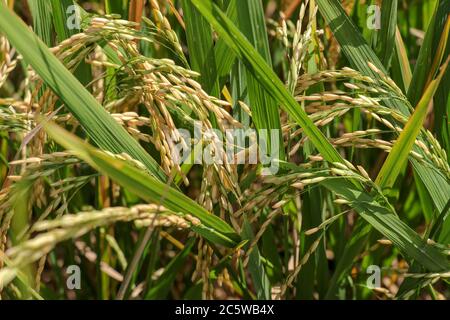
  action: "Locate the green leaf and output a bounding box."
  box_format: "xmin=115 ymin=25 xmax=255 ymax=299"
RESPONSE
xmin=296 ymin=187 xmax=328 ymax=299
xmin=50 ymin=0 xmax=78 ymax=42
xmin=214 ymin=0 xmax=238 ymax=79
xmin=236 ymin=0 xmax=285 ymax=159
xmin=316 ymin=1 xmax=450 ymax=289
xmin=376 ymin=57 xmax=450 ymax=188
xmin=241 ymin=217 xmax=271 ymax=299
xmin=407 ymin=0 xmax=450 ymax=107
xmin=325 ymin=220 xmax=371 ymax=299
xmin=105 ymin=0 xmax=128 ymax=17
xmin=189 ymin=0 xmax=343 ymax=164
xmin=44 ymin=122 xmax=241 ymax=248
xmin=397 ymin=198 xmax=450 ymax=298
xmin=51 ymin=1 xmax=92 ymax=87
xmin=315 ymin=0 xmax=411 ymax=117
xmin=28 ymin=0 xmax=54 ymax=46
xmin=190 ymin=0 xmax=450 ymax=274
xmin=181 ymin=0 xmax=220 ymax=96
xmin=376 ymin=0 xmax=398 ymax=69
xmin=0 ymin=3 xmax=167 ymax=182
xmin=392 ymin=26 xmax=412 ymax=92
xmin=145 ymin=238 xmax=195 ymax=299
xmin=433 ymin=15 xmax=450 ymax=158
xmin=321 ymin=179 xmax=450 ymax=272
xmin=316 ymin=0 xmax=390 ymax=82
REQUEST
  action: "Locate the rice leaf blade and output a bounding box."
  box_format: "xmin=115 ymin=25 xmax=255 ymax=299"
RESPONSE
xmin=321 ymin=179 xmax=450 ymax=272
xmin=376 ymin=0 xmax=397 ymax=69
xmin=145 ymin=238 xmax=195 ymax=299
xmin=189 ymin=0 xmax=344 ymax=164
xmin=44 ymin=122 xmax=241 ymax=248
xmin=376 ymin=57 xmax=450 ymax=188
xmin=181 ymin=0 xmax=220 ymax=96
xmin=0 ymin=3 xmax=167 ymax=181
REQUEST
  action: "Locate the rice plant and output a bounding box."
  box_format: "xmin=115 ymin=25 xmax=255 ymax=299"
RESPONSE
xmin=0 ymin=0 xmax=448 ymax=300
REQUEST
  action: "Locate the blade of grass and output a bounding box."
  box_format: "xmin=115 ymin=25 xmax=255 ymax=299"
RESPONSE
xmin=27 ymin=0 xmax=54 ymax=100
xmin=51 ymin=0 xmax=92 ymax=88
xmin=241 ymin=217 xmax=271 ymax=299
xmin=296 ymin=187 xmax=325 ymax=299
xmin=50 ymin=0 xmax=77 ymax=42
xmin=236 ymin=0 xmax=285 ymax=159
xmin=0 ymin=3 xmax=167 ymax=181
xmin=260 ymin=224 xmax=283 ymax=283
xmin=316 ymin=0 xmax=390 ymax=82
xmin=424 ymin=17 xmax=450 ymax=88
xmin=321 ymin=179 xmax=450 ymax=272
xmin=376 ymin=0 xmax=397 ymax=69
xmin=144 ymin=238 xmax=195 ymax=299
xmin=188 ymin=2 xmax=450 ymax=273
xmin=392 ymin=26 xmax=412 ymax=92
xmin=397 ymin=199 xmax=450 ymax=299
xmin=376 ymin=57 xmax=450 ymax=189
xmin=435 ymin=69 xmax=450 ymax=160
xmin=189 ymin=0 xmax=343 ymax=164
xmin=316 ymin=2 xmax=450 ymax=295
xmin=27 ymin=0 xmax=53 ymax=46
xmin=324 ymin=220 xmax=371 ymax=299
xmin=44 ymin=122 xmax=241 ymax=248
xmin=433 ymin=16 xmax=450 ymax=157
xmin=316 ymin=0 xmax=450 ymax=210
xmin=407 ymin=0 xmax=450 ymax=106
xmin=181 ymin=0 xmax=220 ymax=96
xmin=215 ymin=0 xmax=238 ymax=79
xmin=105 ymin=0 xmax=128 ymax=17
xmin=8 ymin=178 xmax=34 ymax=299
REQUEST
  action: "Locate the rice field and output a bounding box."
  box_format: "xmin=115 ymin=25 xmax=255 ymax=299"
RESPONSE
xmin=0 ymin=0 xmax=449 ymax=300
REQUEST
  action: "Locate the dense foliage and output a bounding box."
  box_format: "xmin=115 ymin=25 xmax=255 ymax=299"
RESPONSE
xmin=0 ymin=0 xmax=449 ymax=300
